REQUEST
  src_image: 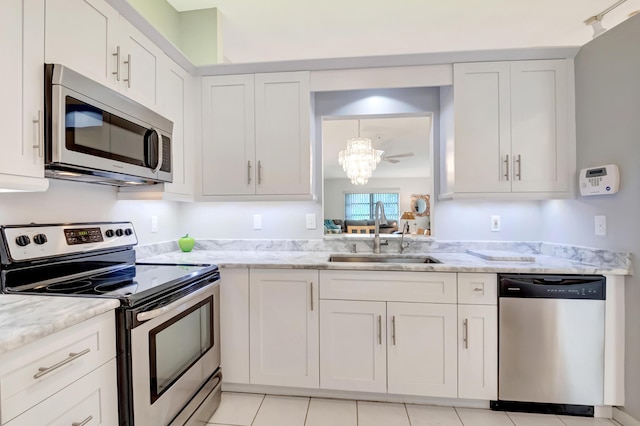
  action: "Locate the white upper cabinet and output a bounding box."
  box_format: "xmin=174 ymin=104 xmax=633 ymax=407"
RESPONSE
xmin=45 ymin=0 xmax=162 ymax=112
xmin=0 ymin=0 xmax=49 ymax=191
xmin=440 ymin=59 xmax=574 ymax=199
xmin=200 ymin=72 xmax=312 ymax=200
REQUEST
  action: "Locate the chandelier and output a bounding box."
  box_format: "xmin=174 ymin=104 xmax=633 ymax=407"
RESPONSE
xmin=338 ymin=122 xmax=383 ymax=185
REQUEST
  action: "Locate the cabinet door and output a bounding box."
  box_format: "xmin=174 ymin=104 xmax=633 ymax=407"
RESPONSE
xmin=510 ymin=60 xmax=570 ymax=193
xmin=319 ymin=300 xmax=387 ymax=393
xmin=254 ymin=72 xmax=311 ymax=195
xmin=201 ymin=75 xmax=255 ymax=196
xmin=458 ymin=305 xmax=498 ymax=400
xmin=453 ymin=62 xmax=511 ymax=193
xmin=160 ymin=57 xmax=194 ymax=199
xmin=387 ymin=302 xmax=457 ymax=397
xmin=119 ymin=19 xmax=162 ymax=111
xmin=45 ymin=0 xmax=119 ymax=89
xmin=220 ymin=269 xmax=250 ymax=384
xmin=0 ymin=0 xmax=47 ymax=184
xmin=249 ymin=269 xmax=319 ymax=388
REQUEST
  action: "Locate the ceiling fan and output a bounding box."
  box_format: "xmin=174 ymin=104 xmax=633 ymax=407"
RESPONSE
xmin=381 ymin=152 xmax=414 ymax=164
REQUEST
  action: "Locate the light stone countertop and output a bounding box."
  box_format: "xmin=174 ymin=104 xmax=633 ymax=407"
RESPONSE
xmin=0 ymin=295 xmax=119 ymax=355
xmin=139 ymin=249 xmax=630 ymax=275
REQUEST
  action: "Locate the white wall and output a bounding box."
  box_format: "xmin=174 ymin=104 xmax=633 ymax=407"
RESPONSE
xmin=179 ymin=201 xmax=322 ymax=240
xmin=540 ymin=14 xmax=640 ymax=419
xmin=0 ymin=180 xmax=183 ymax=245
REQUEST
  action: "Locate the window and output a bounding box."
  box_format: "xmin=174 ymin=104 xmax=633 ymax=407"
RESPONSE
xmin=344 ymin=193 xmax=399 ymax=221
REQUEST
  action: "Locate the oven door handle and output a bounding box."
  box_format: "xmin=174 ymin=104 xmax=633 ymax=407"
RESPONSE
xmin=136 ymin=282 xmax=215 ymax=323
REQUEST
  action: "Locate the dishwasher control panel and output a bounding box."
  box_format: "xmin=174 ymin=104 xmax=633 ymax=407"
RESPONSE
xmin=499 ymin=274 xmax=606 ymax=300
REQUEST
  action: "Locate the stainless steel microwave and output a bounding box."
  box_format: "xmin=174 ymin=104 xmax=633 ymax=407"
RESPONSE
xmin=44 ymin=64 xmax=173 ymax=186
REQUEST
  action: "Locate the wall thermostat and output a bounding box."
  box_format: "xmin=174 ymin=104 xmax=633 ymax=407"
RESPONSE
xmin=579 ymin=164 xmax=620 ymax=196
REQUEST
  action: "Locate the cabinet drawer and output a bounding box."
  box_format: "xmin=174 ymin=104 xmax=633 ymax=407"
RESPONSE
xmin=0 ymin=311 xmax=116 ymax=423
xmin=5 ymin=358 xmax=118 ymax=426
xmin=320 ymin=270 xmax=456 ymax=303
xmin=457 ymin=273 xmax=497 ymax=305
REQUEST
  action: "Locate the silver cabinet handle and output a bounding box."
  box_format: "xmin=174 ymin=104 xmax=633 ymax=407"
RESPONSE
xmin=516 ymin=154 xmax=522 ymax=180
xmin=463 ymin=318 xmax=469 ymax=349
xmin=378 ymin=315 xmax=382 ymax=345
xmin=473 ymin=287 xmax=483 ymax=292
xmin=310 ymin=282 xmax=314 ymax=311
xmin=112 ymin=46 xmax=121 ymax=81
xmin=32 ymin=110 xmax=43 ymax=157
xmin=258 ymin=160 xmax=263 ymax=184
xmin=504 ymin=154 xmax=510 ymax=181
xmin=391 ymin=316 xmax=396 ymax=346
xmin=247 ymin=161 xmax=252 ymax=184
xmin=72 ymin=415 xmax=93 ymax=426
xmin=34 ymin=348 xmax=91 ymax=379
xmin=123 ymin=54 xmax=132 ymax=88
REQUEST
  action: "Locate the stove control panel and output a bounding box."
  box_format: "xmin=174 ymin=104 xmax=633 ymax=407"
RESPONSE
xmin=1 ymin=222 xmax=138 ymax=262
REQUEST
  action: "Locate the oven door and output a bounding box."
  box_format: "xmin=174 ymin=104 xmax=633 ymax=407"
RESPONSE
xmin=130 ymin=280 xmax=220 ymax=426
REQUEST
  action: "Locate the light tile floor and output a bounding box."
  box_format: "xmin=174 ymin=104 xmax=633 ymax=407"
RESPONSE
xmin=207 ymin=392 xmax=620 ymax=426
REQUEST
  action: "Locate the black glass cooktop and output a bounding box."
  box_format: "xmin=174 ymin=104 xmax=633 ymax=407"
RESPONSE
xmin=2 ymin=261 xmax=219 ymax=306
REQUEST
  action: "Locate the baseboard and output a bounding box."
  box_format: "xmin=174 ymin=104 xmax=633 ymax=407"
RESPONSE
xmin=221 ymin=382 xmax=488 ymax=409
xmin=614 ymin=407 xmax=640 ymax=426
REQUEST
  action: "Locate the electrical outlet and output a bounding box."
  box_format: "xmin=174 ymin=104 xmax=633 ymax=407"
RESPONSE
xmin=595 ymin=215 xmax=607 ymax=236
xmin=253 ymin=214 xmax=262 ymax=230
xmin=491 ymin=215 xmax=501 ymax=232
xmin=151 ymin=216 xmax=158 ymax=233
xmin=306 ymin=213 xmax=316 ymax=230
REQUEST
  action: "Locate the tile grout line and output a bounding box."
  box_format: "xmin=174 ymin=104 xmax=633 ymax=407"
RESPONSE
xmin=403 ymin=403 xmax=413 ymax=426
xmin=453 ymin=406 xmax=465 ymax=425
xmin=249 ymin=394 xmax=267 ymax=426
xmin=302 ymin=396 xmax=311 ymax=426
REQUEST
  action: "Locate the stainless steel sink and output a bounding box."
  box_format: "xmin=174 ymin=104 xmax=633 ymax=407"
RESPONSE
xmin=328 ymin=255 xmax=441 ymax=264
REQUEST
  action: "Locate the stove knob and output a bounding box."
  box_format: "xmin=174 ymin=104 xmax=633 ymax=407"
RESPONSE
xmin=33 ymin=234 xmax=48 ymax=245
xmin=15 ymin=235 xmax=31 ymax=247
xmin=124 ymin=228 xmax=133 ymax=236
xmin=105 ymin=229 xmax=115 ymax=238
xmin=115 ymin=229 xmax=124 ymax=237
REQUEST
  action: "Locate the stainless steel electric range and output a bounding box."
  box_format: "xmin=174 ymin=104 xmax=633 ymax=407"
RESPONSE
xmin=0 ymin=222 xmax=221 ymax=426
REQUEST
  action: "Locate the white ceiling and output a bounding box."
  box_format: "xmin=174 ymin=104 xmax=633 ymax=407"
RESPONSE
xmin=166 ymin=0 xmax=639 ymax=64
xmin=322 ymin=116 xmax=432 ymax=180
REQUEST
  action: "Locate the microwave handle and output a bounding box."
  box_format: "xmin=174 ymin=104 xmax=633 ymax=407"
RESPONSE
xmin=150 ymin=128 xmax=163 ymax=174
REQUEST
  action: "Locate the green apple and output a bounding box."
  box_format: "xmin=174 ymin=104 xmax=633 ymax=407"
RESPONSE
xmin=178 ymin=234 xmax=195 ymax=252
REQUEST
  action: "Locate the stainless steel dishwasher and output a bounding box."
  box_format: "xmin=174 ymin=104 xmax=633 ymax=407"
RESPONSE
xmin=492 ymin=274 xmax=606 ymax=416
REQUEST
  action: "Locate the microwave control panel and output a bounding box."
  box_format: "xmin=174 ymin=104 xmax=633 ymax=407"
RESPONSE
xmin=579 ymin=164 xmax=620 ymax=196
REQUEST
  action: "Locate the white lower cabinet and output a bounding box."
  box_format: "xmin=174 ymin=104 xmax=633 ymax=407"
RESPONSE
xmin=387 ymin=302 xmax=457 ymax=397
xmin=457 ymin=273 xmax=498 ymax=400
xmin=235 ymin=269 xmax=498 ymax=403
xmin=249 ymin=269 xmax=319 ymax=388
xmin=0 ymin=310 xmax=117 ymax=425
xmin=319 ymin=270 xmax=458 ymax=398
xmin=319 ymin=300 xmax=387 ymax=393
xmin=6 ymin=358 xmax=118 ymax=426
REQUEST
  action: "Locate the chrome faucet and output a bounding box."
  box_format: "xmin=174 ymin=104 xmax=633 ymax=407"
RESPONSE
xmin=373 ymin=201 xmax=389 ymax=254
xmin=399 ymin=222 xmax=410 ymax=254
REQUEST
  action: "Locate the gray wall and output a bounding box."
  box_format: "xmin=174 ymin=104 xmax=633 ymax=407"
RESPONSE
xmin=540 ymin=14 xmax=640 ymax=419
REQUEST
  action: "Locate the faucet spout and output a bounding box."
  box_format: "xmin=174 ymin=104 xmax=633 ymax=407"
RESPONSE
xmin=399 ymin=222 xmax=410 ymax=254
xmin=373 ymin=201 xmax=388 ymax=254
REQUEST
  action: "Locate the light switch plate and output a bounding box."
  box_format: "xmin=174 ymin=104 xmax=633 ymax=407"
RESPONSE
xmin=491 ymin=215 xmax=501 ymax=232
xmin=253 ymin=214 xmax=262 ymax=230
xmin=306 ymin=213 xmax=316 ymax=230
xmin=595 ymin=215 xmax=606 ymax=236
xmin=151 ymin=215 xmax=158 ymax=233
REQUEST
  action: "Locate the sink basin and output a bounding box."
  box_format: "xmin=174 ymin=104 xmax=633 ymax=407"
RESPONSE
xmin=329 ymin=255 xmax=441 ymax=264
